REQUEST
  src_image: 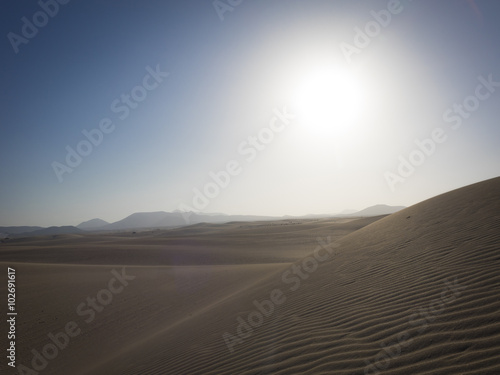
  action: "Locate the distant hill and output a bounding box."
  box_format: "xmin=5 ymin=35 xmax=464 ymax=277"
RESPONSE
xmin=101 ymin=211 xmax=281 ymax=231
xmin=2 ymin=205 xmax=405 ymax=237
xmin=102 ymin=212 xmax=183 ymax=231
xmin=0 ymin=226 xmax=43 ymax=238
xmin=10 ymin=226 xmax=84 ymax=238
xmin=290 ymin=206 xmax=405 ymax=220
xmin=348 ymin=204 xmax=405 ymax=217
xmin=77 ymin=218 xmax=110 ymax=230
xmin=339 ymin=209 xmax=357 ymax=214
xmin=0 ymin=226 xmax=44 ymax=234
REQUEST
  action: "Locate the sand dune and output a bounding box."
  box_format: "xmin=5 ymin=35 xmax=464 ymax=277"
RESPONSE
xmin=1 ymin=177 xmax=499 ymax=374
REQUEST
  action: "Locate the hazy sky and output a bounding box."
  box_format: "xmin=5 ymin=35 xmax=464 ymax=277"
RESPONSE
xmin=1 ymin=0 xmax=499 ymax=226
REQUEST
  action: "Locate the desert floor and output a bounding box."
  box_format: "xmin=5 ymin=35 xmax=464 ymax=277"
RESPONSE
xmin=1 ymin=177 xmax=500 ymax=374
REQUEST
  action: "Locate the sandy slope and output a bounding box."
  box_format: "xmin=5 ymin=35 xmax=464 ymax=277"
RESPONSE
xmin=0 ymin=218 xmax=367 ymax=266
xmin=0 ymin=217 xmax=375 ymax=374
xmin=1 ymin=177 xmax=500 ymax=375
xmin=92 ymin=177 xmax=499 ymax=375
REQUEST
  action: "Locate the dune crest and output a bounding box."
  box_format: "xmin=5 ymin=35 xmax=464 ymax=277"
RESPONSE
xmin=2 ymin=177 xmax=499 ymax=375
xmin=97 ymin=177 xmax=500 ymax=374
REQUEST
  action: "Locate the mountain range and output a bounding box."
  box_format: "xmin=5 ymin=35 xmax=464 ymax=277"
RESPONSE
xmin=0 ymin=204 xmax=405 ymax=238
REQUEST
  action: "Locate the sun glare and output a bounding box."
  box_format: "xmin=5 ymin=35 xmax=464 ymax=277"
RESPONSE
xmin=292 ymin=67 xmax=367 ymax=137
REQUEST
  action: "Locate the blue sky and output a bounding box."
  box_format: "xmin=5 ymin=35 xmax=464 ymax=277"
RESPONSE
xmin=1 ymin=0 xmax=499 ymax=226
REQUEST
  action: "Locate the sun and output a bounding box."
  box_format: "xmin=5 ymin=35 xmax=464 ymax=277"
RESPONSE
xmin=292 ymin=66 xmax=366 ymax=137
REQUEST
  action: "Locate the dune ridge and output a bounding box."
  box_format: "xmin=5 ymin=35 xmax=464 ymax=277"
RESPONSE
xmin=1 ymin=178 xmax=499 ymax=374
xmin=93 ymin=177 xmax=500 ymax=375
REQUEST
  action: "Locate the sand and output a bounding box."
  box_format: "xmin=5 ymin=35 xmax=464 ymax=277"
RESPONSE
xmin=1 ymin=177 xmax=499 ymax=374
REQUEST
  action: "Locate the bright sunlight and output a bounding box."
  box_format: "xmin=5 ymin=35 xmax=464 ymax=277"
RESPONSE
xmin=292 ymin=66 xmax=368 ymax=137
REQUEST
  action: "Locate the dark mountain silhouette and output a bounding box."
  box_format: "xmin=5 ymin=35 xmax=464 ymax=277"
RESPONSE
xmin=2 ymin=205 xmax=405 ymax=237
xmin=347 ymin=204 xmax=405 ymax=216
xmin=77 ymin=218 xmax=110 ymax=230
xmin=9 ymin=226 xmax=84 ymax=238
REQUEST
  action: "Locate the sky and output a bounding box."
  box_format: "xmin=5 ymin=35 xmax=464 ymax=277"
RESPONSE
xmin=1 ymin=0 xmax=499 ymax=227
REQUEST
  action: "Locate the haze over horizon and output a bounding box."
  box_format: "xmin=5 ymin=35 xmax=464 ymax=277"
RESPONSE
xmin=1 ymin=0 xmax=500 ymax=227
